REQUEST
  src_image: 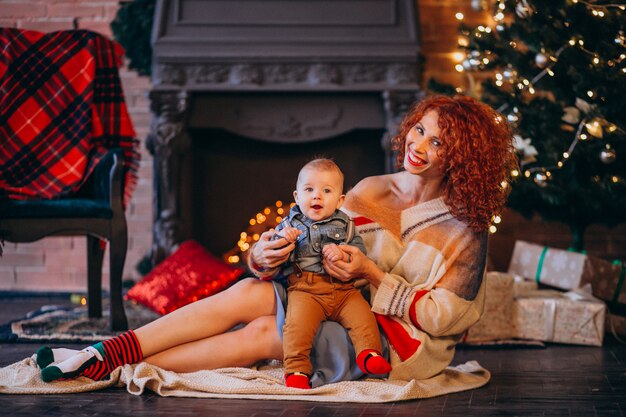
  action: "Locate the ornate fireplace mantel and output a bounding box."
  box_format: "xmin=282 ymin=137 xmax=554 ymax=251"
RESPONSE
xmin=148 ymin=0 xmax=424 ymax=263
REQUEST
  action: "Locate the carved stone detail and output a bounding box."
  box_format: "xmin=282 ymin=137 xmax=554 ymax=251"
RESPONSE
xmin=156 ymin=64 xmax=186 ymax=86
xmin=308 ymin=63 xmax=342 ymax=85
xmin=229 ymin=64 xmax=263 ymax=85
xmin=146 ymin=91 xmax=190 ymax=264
xmin=155 ymin=62 xmax=419 ymax=88
xmin=239 ymin=106 xmax=343 ymax=140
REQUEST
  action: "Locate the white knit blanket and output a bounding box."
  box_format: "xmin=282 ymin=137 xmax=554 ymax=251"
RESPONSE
xmin=0 ymin=356 xmax=490 ymax=402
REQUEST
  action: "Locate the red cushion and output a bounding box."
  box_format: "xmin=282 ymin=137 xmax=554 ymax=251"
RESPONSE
xmin=126 ymin=240 xmax=244 ymax=315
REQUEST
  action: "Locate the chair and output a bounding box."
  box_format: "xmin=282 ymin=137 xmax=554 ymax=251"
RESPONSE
xmin=0 ymin=149 xmax=129 ymax=331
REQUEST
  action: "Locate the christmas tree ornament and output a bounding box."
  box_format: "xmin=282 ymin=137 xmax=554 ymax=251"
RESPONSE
xmin=507 ymin=108 xmax=521 ymax=126
xmin=562 ymin=106 xmax=581 ymax=124
xmin=502 ymin=66 xmax=518 ymax=82
xmin=515 ymin=0 xmax=535 ymax=18
xmin=533 ymin=172 xmax=549 ymax=187
xmin=471 ymin=0 xmax=487 ymax=12
xmin=600 ymin=146 xmax=617 ymax=164
xmin=585 ymin=118 xmax=604 ymax=138
xmin=535 ymin=52 xmax=549 ymax=68
xmin=512 ymin=135 xmax=538 ymax=164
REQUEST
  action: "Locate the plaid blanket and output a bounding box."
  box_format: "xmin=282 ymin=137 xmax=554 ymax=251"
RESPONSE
xmin=0 ymin=28 xmax=139 ymax=207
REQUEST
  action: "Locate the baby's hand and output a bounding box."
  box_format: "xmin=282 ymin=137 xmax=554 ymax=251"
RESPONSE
xmin=322 ymin=243 xmax=348 ymax=262
xmin=274 ymin=226 xmax=301 ymax=243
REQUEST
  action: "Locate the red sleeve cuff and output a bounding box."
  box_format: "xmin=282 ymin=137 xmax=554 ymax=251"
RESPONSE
xmin=408 ymin=289 xmax=429 ymax=330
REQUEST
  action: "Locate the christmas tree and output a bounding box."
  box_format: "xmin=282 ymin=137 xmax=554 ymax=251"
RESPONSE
xmin=433 ymin=0 xmax=626 ymax=251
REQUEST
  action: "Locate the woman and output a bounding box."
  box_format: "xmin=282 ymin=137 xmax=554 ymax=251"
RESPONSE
xmin=39 ymin=95 xmax=516 ymax=386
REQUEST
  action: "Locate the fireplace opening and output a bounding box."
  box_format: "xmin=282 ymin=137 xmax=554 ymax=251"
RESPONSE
xmin=190 ymin=128 xmax=386 ymax=256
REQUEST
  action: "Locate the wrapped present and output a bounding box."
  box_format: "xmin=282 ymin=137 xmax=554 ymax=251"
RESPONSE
xmin=465 ymin=272 xmax=515 ymax=342
xmin=508 ymin=240 xmax=626 ymax=306
xmin=512 ymin=274 xmax=538 ymax=298
xmin=513 ymin=288 xmax=606 ymax=346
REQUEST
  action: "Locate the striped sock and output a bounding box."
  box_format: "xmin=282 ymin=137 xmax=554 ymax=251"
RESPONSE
xmin=41 ymin=330 xmax=143 ymax=382
xmin=36 ymin=346 xmax=80 ymax=369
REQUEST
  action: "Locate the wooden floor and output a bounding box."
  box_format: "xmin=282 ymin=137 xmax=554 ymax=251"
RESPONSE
xmin=1 ymin=296 xmax=625 ymax=416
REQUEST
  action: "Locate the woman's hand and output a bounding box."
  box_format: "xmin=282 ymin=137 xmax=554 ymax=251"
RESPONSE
xmin=322 ymin=245 xmax=385 ymax=288
xmin=250 ymin=228 xmax=299 ymax=270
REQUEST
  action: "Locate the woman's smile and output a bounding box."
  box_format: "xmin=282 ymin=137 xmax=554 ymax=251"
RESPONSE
xmin=406 ymin=149 xmax=427 ymax=167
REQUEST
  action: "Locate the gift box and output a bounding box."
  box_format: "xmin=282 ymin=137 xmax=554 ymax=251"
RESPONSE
xmin=464 ymin=272 xmax=515 ymax=342
xmin=507 ymin=240 xmax=626 ymax=306
xmin=512 ymin=274 xmax=538 ymax=297
xmin=512 ymin=288 xmax=606 ymax=346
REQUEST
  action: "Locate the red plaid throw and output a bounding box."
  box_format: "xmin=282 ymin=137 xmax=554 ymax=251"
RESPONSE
xmin=0 ymin=28 xmax=140 ymax=207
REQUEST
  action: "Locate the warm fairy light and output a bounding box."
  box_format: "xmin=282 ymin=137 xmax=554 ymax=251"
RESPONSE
xmin=511 ymin=169 xmax=520 ymax=177
xmin=249 ymin=219 xmax=256 ymax=225
xmin=240 ymin=232 xmax=247 ymax=239
xmin=501 ymin=181 xmax=509 ymax=189
xmin=557 ymin=161 xmax=564 ymax=167
xmin=228 ymin=255 xmax=240 ymax=264
xmin=489 ymin=225 xmax=497 ymax=234
xmin=81 ymin=297 xmax=87 ymax=306
xmin=453 ymin=52 xmax=465 ymax=62
xmin=455 ymin=12 xmax=464 ymax=20
xmin=493 ymin=215 xmax=502 ymax=224
xmin=580 ymin=133 xmax=588 ymax=140
xmin=592 ymin=57 xmax=600 ymax=65
xmin=275 ymin=216 xmax=282 ymax=223
xmin=587 ymin=90 xmax=594 ymax=98
xmin=612 ymin=176 xmax=620 ymax=183
xmin=528 ymin=87 xmax=536 ymax=94
xmin=547 ymin=69 xmax=555 ymax=76
xmin=545 ymin=171 xmax=552 ymax=178
xmin=458 ymin=36 xmax=470 ymax=47
xmin=455 ymin=64 xmax=464 ymax=72
xmin=525 ymin=170 xmax=531 ymax=178
xmin=277 ymin=207 xmax=284 ymax=215
xmin=494 ymin=12 xmax=504 ymax=21
xmin=275 ymin=200 xmax=283 ymax=207
xmin=569 ymin=39 xmax=576 ymax=46
xmin=253 ymin=233 xmax=260 ymax=241
xmin=264 ymin=208 xmax=271 ymax=215
xmin=456 ymin=87 xmax=463 ymax=93
xmin=563 ymin=152 xmax=570 ymax=159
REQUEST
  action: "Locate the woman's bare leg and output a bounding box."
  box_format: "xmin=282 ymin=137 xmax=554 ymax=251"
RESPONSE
xmin=144 ymin=315 xmax=284 ymax=372
xmin=39 ymin=278 xmax=280 ymax=381
xmin=135 ymin=278 xmax=278 ymax=357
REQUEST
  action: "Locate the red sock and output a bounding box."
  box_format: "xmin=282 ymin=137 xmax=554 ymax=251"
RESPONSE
xmin=356 ymin=349 xmax=391 ymax=375
xmin=285 ymin=372 xmax=311 ymax=389
xmin=82 ymin=330 xmax=143 ymax=380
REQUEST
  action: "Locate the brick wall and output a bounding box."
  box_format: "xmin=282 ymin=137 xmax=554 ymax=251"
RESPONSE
xmin=0 ymin=0 xmax=152 ymax=292
xmin=1 ymin=1 xmax=624 ymax=293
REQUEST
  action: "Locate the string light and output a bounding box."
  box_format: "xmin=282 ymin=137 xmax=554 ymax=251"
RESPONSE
xmin=451 ymin=1 xmax=623 ymax=191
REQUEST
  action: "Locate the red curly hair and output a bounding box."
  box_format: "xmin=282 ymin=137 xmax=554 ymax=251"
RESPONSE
xmin=392 ymin=95 xmax=517 ymax=232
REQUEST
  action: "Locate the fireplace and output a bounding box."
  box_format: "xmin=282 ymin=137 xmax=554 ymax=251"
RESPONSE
xmin=147 ymin=0 xmax=423 ymax=263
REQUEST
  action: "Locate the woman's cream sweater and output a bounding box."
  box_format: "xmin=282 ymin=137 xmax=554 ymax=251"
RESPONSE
xmin=342 ymin=193 xmax=487 ymax=381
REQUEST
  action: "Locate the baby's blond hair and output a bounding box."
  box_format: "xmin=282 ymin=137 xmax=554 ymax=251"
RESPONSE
xmin=296 ymin=158 xmax=344 ymax=191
